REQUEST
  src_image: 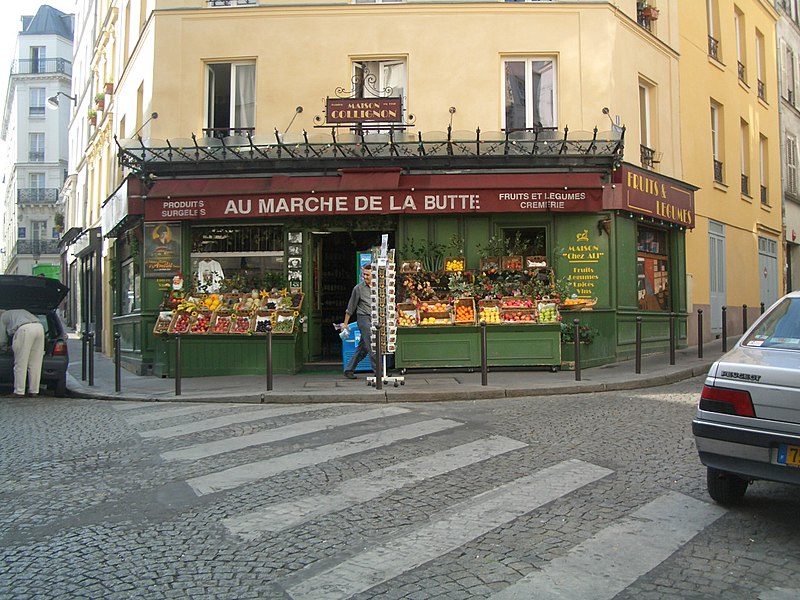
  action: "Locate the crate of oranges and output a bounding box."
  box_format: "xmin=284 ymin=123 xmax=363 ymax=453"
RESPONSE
xmin=418 ymin=300 xmax=452 ymax=326
xmin=453 ymin=298 xmax=476 ymax=325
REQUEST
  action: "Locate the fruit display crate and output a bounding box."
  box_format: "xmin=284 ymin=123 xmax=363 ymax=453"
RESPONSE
xmin=168 ymin=311 xmax=192 ymax=334
xmin=537 ymin=302 xmax=560 ymax=324
xmin=501 ymin=255 xmax=523 ymax=270
xmin=188 ymin=311 xmax=212 ymax=334
xmin=444 ymin=256 xmax=466 ymax=272
xmin=478 ymin=300 xmax=501 ymax=325
xmin=229 ymin=314 xmax=254 ymax=334
xmin=397 ymin=302 xmax=418 ymax=327
xmin=153 ymin=311 xmax=174 ymax=334
xmin=252 ymin=311 xmax=274 ymax=334
xmin=500 ymin=307 xmax=538 ymax=324
xmin=453 ymin=297 xmax=476 ymax=325
xmin=272 ymin=311 xmax=296 ymax=334
xmin=209 ymin=312 xmax=233 ymax=334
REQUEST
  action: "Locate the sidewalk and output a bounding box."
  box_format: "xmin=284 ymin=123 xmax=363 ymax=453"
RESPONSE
xmin=64 ymin=334 xmax=728 ymax=403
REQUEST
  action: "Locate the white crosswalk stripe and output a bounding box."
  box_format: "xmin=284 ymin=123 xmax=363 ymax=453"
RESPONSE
xmin=162 ymin=406 xmax=411 ymax=461
xmin=124 ymin=403 xmax=239 ymax=424
xmin=223 ymin=435 xmax=528 ymax=539
xmin=139 ymin=404 xmax=333 ymax=438
xmin=490 ymin=491 xmax=726 ymax=600
xmin=284 ymin=459 xmax=613 ymax=600
xmin=188 ymin=417 xmax=463 ymax=495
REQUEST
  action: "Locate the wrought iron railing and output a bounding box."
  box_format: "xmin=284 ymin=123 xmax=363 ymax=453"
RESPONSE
xmin=29 ymin=106 xmax=45 ymax=116
xmin=737 ymin=61 xmax=746 ymax=82
xmin=757 ymin=80 xmax=766 ymax=101
xmin=713 ymin=159 xmax=724 ymax=183
xmin=202 ymin=127 xmax=256 ymax=139
xmin=14 ymin=239 xmax=59 ymax=256
xmin=208 ymin=0 xmax=257 ymax=6
xmin=11 ymin=58 xmax=72 ymax=76
xmin=741 ymin=173 xmax=749 ymax=196
xmin=118 ymin=125 xmax=626 ymax=176
xmin=640 ymin=144 xmax=656 ymax=169
xmin=28 ymin=151 xmax=45 ymax=162
xmin=761 ymin=185 xmax=768 ymax=205
xmin=17 ymin=188 xmax=59 ymax=204
xmin=708 ymin=36 xmax=720 ymax=61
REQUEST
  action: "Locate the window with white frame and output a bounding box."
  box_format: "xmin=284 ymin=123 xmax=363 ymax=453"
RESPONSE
xmin=707 ymin=0 xmax=721 ymax=60
xmin=29 ymin=88 xmax=45 ymax=115
xmin=29 ymin=173 xmax=45 ymax=201
xmin=756 ymin=30 xmax=766 ymax=100
xmin=788 ymin=135 xmax=798 ymax=195
xmin=29 ymin=132 xmax=44 ymax=162
xmin=734 ymin=8 xmax=746 ymax=82
xmin=353 ymin=59 xmax=406 ymax=102
xmin=760 ymin=134 xmax=769 ymax=205
xmin=503 ymin=58 xmax=556 ymax=131
xmin=711 ymin=101 xmax=723 ymax=183
xmin=205 ymin=61 xmax=256 ymax=138
xmin=740 ymin=119 xmax=750 ymax=195
xmin=782 ymin=41 xmax=798 ymax=105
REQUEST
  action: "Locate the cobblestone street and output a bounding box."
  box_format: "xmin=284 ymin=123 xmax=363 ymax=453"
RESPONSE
xmin=2 ymin=376 xmax=800 ymax=599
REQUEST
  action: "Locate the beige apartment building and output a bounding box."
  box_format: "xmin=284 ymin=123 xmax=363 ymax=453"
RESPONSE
xmin=679 ymin=0 xmax=783 ymax=342
xmin=66 ymin=0 xmax=703 ymax=373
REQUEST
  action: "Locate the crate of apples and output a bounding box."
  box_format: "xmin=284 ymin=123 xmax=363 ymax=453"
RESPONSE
xmin=501 ymin=309 xmax=537 ymax=323
xmin=190 ymin=313 xmax=211 ymax=334
xmin=170 ymin=312 xmax=191 ymax=334
xmin=230 ymin=315 xmax=252 ymax=334
xmin=211 ymin=314 xmax=232 ymax=334
xmin=479 ymin=305 xmax=501 ymax=324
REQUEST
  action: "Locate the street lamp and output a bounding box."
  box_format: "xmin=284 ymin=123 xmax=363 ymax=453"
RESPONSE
xmin=47 ymin=91 xmax=77 ymax=110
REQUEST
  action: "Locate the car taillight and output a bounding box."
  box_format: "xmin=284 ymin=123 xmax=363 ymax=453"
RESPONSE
xmin=52 ymin=341 xmax=68 ymax=356
xmin=699 ymin=385 xmax=756 ymax=417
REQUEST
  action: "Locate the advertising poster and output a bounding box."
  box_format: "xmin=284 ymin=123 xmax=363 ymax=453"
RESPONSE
xmin=144 ymin=222 xmax=181 ymax=278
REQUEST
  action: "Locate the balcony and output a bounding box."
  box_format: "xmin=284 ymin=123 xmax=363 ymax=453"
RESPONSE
xmin=708 ymin=36 xmax=720 ymax=61
xmin=713 ymin=159 xmax=724 ymax=183
xmin=208 ymin=0 xmax=256 ymax=5
xmin=761 ymin=185 xmax=768 ymax=205
xmin=17 ymin=188 xmax=59 ymax=204
xmin=741 ymin=173 xmax=749 ymax=196
xmin=14 ymin=239 xmax=59 ymax=256
xmin=737 ymin=61 xmax=746 ymax=83
xmin=11 ymin=58 xmax=72 ymax=76
xmin=640 ymin=144 xmax=657 ymax=169
xmin=28 ymin=151 xmax=45 ymax=162
xmin=758 ymin=80 xmax=766 ymax=101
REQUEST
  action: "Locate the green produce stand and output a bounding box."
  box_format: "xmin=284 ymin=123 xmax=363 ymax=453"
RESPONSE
xmin=394 ymin=324 xmax=561 ymax=370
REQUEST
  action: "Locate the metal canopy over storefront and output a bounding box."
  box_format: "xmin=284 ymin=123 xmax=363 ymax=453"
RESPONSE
xmin=115 ymin=126 xmax=625 ymax=179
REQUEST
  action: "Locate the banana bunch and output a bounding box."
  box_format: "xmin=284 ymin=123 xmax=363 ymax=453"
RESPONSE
xmin=173 ymin=298 xmax=200 ymax=314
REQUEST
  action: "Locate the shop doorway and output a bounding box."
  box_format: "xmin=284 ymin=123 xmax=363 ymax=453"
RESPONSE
xmin=309 ymin=230 xmax=394 ymax=368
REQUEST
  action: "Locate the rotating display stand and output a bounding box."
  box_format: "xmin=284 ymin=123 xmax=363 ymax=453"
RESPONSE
xmin=366 ymin=248 xmax=405 ymax=388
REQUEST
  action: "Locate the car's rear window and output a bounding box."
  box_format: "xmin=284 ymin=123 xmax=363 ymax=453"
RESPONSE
xmin=743 ymin=297 xmax=800 ymax=350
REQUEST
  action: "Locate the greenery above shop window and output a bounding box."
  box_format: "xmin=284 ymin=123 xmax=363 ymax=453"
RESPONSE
xmin=477 ymin=235 xmax=506 ymax=258
xmin=403 ymin=238 xmax=445 ymax=272
xmin=560 ymin=322 xmax=598 ymax=345
xmin=446 ymin=233 xmax=465 ymax=257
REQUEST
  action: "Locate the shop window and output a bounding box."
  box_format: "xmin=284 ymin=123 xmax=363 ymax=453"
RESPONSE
xmin=205 ymin=61 xmax=256 ymax=138
xmin=117 ymin=234 xmax=141 ymax=315
xmin=502 ymin=227 xmax=546 ymax=256
xmin=637 ymin=226 xmax=670 ymax=311
xmin=503 ymin=58 xmax=556 ymax=131
xmin=190 ymin=225 xmax=284 ymax=293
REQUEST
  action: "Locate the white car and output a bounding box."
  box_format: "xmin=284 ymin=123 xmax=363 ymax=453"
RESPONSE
xmin=693 ymin=290 xmax=800 ymax=504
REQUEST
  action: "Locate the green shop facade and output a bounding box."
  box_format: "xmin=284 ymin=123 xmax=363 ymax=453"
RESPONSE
xmin=106 ymin=129 xmax=695 ymax=377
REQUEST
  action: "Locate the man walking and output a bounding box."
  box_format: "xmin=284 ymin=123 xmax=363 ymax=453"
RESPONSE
xmin=342 ymin=263 xmax=377 ymax=379
xmin=0 ymin=309 xmax=45 ymax=397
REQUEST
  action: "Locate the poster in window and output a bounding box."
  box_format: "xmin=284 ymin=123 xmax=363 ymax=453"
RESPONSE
xmin=144 ymin=222 xmax=182 ymax=278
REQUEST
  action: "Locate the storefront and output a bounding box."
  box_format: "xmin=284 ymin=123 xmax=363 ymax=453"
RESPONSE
xmin=110 ymin=127 xmax=694 ymax=376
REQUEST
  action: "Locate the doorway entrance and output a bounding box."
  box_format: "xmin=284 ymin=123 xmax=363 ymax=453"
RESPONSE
xmin=309 ymin=229 xmax=394 ymax=367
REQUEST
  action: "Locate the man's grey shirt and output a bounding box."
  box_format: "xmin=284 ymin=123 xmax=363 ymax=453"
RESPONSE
xmin=346 ymin=281 xmax=372 ymax=317
xmin=0 ymin=309 xmax=40 ymax=350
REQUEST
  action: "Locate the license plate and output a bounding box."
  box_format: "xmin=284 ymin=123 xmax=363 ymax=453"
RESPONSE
xmin=777 ymin=444 xmax=800 ymax=467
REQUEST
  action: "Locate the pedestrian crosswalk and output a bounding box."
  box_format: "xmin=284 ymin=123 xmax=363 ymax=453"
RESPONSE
xmin=116 ymin=400 xmax=728 ymax=599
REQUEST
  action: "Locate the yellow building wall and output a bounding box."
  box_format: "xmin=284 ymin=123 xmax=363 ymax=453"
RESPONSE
xmin=679 ymin=0 xmax=782 ymax=311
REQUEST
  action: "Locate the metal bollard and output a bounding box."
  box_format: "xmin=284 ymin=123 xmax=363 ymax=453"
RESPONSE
xmin=265 ymin=321 xmax=273 ymax=392
xmin=760 ymin=302 xmax=765 ymax=315
xmin=669 ymin=312 xmax=676 ymax=366
xmin=175 ymin=334 xmax=182 ymax=396
xmin=573 ymin=319 xmax=581 ymax=381
xmin=375 ymin=324 xmax=383 ymax=391
xmin=697 ymin=309 xmax=704 ymax=359
xmin=742 ymin=304 xmax=748 ymax=334
xmin=81 ymin=331 xmax=87 ymax=381
xmin=87 ymin=332 xmax=95 ymax=387
xmin=721 ymin=306 xmax=727 ymax=352
xmin=114 ymin=332 xmax=121 ymax=393
xmin=480 ymin=321 xmax=488 ymax=386
xmin=635 ymin=317 xmax=642 ymax=374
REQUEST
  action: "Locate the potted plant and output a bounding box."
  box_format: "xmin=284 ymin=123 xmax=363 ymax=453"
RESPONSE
xmin=94 ymin=93 xmax=105 ymax=110
xmin=104 ymin=82 xmax=114 ymax=95
xmin=640 ymin=3 xmax=659 ymax=20
xmin=87 ymin=108 xmax=97 ymax=126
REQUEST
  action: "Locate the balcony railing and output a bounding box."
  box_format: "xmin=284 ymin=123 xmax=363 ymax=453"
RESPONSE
xmin=758 ymin=80 xmax=766 ymax=101
xmin=208 ymin=0 xmax=256 ymax=6
xmin=17 ymin=188 xmax=59 ymax=204
xmin=741 ymin=173 xmax=749 ymax=195
xmin=713 ymin=159 xmax=724 ymax=183
xmin=761 ymin=185 xmax=768 ymax=205
xmin=708 ymin=36 xmax=720 ymax=61
xmin=737 ymin=61 xmax=746 ymax=83
xmin=28 ymin=151 xmax=45 ymax=162
xmin=640 ymin=144 xmax=656 ymax=169
xmin=202 ymin=126 xmax=256 ymax=139
xmin=29 ymin=106 xmax=45 ymax=116
xmin=11 ymin=58 xmax=72 ymax=76
xmin=14 ymin=239 xmax=59 ymax=256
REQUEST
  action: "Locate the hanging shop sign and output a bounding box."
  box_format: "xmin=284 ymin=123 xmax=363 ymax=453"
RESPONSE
xmin=326 ymin=98 xmax=403 ymax=124
xmin=143 ymin=222 xmax=182 ymax=278
xmin=607 ymin=164 xmax=696 ymax=228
